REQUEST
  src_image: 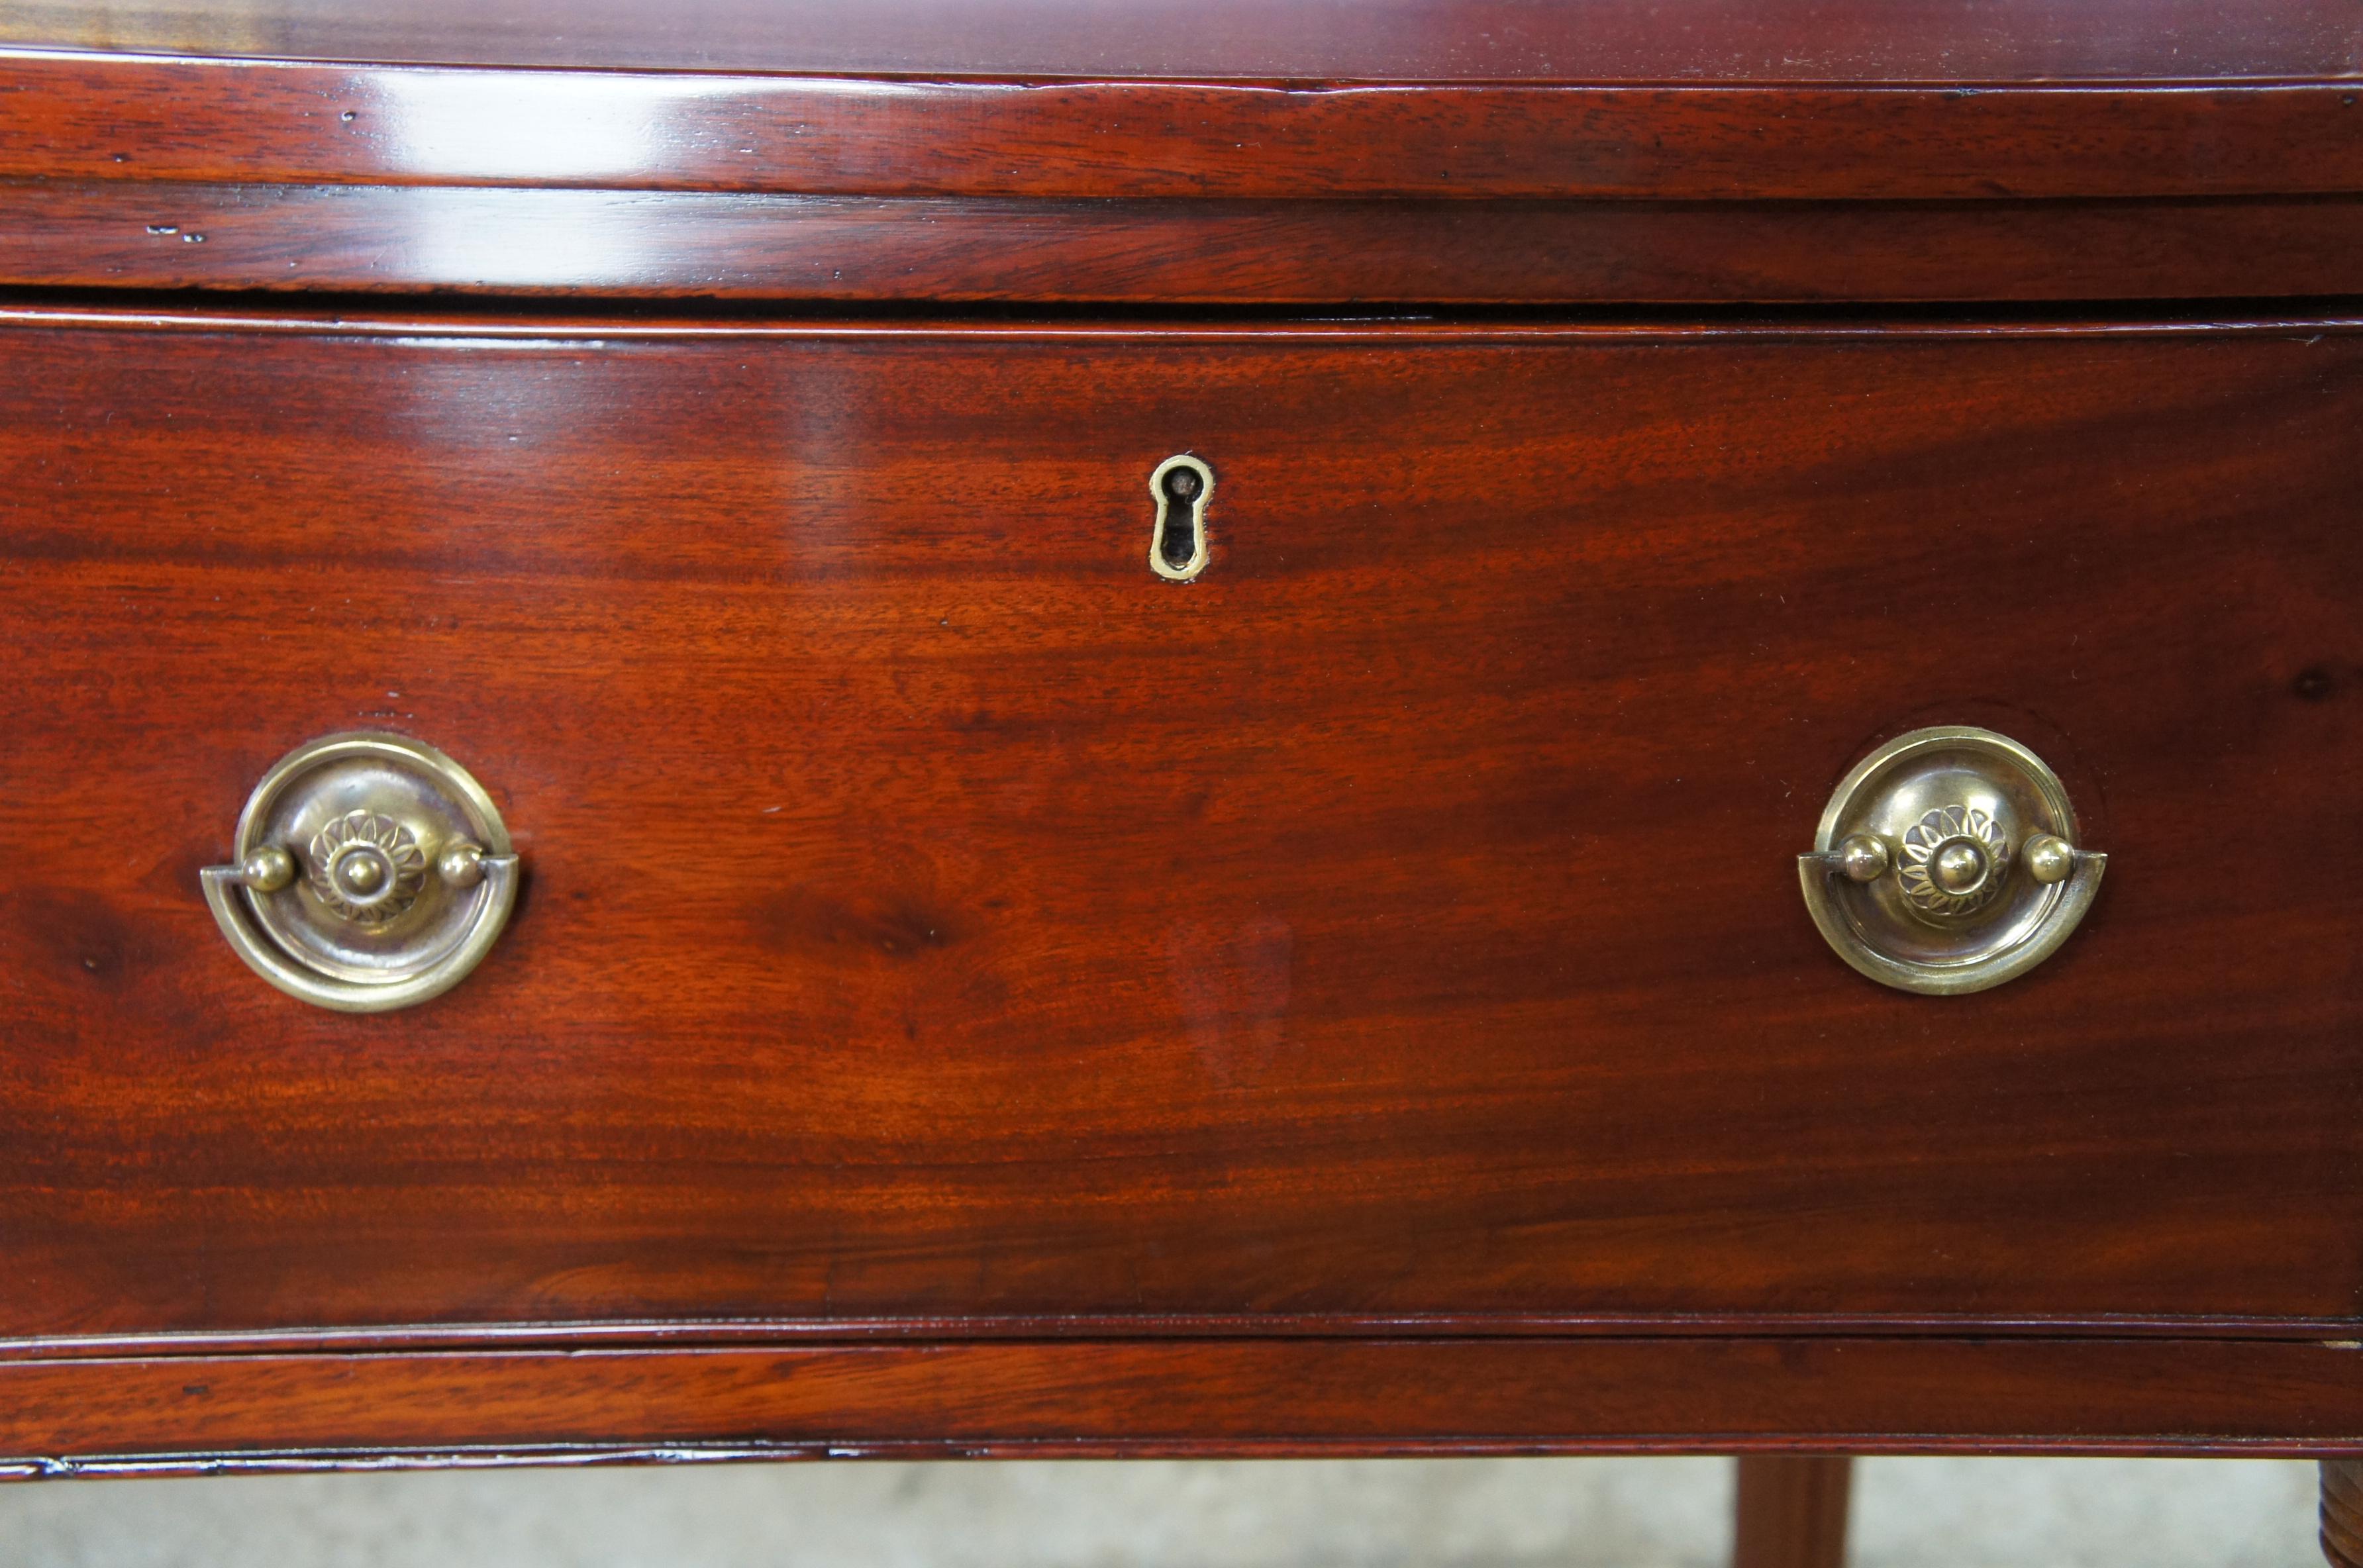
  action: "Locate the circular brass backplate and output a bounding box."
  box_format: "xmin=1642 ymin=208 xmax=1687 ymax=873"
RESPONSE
xmin=1798 ymin=726 xmax=2105 ymax=995
xmin=205 ymin=732 xmax=517 ymax=1011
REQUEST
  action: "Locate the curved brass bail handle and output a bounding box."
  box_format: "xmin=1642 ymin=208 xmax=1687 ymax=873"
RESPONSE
xmin=202 ymin=855 xmax=519 ymax=1013
xmin=1797 ymin=726 xmax=2106 ymax=996
xmin=201 ymin=732 xmax=519 ymax=1014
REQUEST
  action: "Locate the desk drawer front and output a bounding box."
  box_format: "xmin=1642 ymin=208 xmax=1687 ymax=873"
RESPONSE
xmin=3 ymin=315 xmax=2359 ymax=1340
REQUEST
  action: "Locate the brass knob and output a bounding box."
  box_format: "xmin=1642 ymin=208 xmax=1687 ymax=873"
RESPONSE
xmin=1798 ymin=726 xmax=2105 ymax=995
xmin=201 ymin=732 xmax=519 ymax=1012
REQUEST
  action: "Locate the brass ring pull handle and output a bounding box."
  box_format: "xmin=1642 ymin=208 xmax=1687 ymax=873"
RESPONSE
xmin=202 ymin=732 xmax=519 ymax=1013
xmin=1798 ymin=726 xmax=2105 ymax=995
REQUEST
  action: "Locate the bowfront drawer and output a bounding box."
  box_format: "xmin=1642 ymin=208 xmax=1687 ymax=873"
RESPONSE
xmin=4 ymin=310 xmax=2361 ymax=1346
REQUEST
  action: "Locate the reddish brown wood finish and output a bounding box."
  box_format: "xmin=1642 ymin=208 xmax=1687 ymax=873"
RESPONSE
xmin=1735 ymin=1457 xmax=1853 ymax=1568
xmin=7 ymin=1338 xmax=2363 ymax=1474
xmin=2325 ymin=1461 xmax=2363 ymax=1568
xmin=11 ymin=185 xmax=2363 ymax=305
xmin=7 ymin=0 xmax=2363 ymax=1489
xmin=5 ymin=307 xmax=2363 ymax=1401
xmin=7 ymin=0 xmax=2358 ymax=81
xmin=5 ymin=11 xmax=2357 ymax=304
xmin=3 ymin=52 xmax=2360 ymax=203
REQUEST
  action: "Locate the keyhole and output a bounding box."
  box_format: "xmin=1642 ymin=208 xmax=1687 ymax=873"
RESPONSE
xmin=1160 ymin=467 xmax=1200 ymax=570
xmin=1149 ymin=455 xmax=1213 ymax=581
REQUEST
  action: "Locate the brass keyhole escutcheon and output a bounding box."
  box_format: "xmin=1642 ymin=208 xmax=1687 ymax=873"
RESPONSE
xmin=1797 ymin=726 xmax=2105 ymax=995
xmin=1149 ymin=454 xmax=1213 ymax=581
xmin=202 ymin=732 xmax=519 ymax=1012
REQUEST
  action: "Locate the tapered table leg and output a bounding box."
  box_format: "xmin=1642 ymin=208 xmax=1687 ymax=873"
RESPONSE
xmin=2323 ymin=1461 xmax=2363 ymax=1567
xmin=1734 ymin=1455 xmax=1853 ymax=1568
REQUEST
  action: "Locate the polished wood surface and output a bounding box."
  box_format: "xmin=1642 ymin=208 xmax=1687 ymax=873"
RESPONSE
xmin=5 ymin=309 xmax=2363 ymax=1378
xmin=6 ymin=0 xmax=2357 ymax=79
xmin=2325 ymin=1462 xmax=2363 ymax=1568
xmin=5 ymin=52 xmax=2356 ymax=203
xmin=8 ymin=1337 xmax=2363 ymax=1473
xmin=11 ymin=185 xmax=2363 ymax=305
xmin=1735 ymin=1457 xmax=1852 ymax=1568
xmin=7 ymin=0 xmax=2363 ymax=1479
xmin=7 ymin=0 xmax=2355 ymax=306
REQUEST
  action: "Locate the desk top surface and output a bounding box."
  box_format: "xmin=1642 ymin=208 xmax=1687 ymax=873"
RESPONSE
xmin=4 ymin=0 xmax=2358 ymax=81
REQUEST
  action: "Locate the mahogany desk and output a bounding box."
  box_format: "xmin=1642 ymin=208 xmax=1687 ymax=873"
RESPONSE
xmin=2 ymin=3 xmax=2361 ymax=1563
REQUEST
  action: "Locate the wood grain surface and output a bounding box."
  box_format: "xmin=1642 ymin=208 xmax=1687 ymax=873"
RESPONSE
xmin=9 ymin=0 xmax=2363 ymax=1475
xmin=10 ymin=184 xmax=2363 ymax=304
xmin=3 ymin=52 xmax=2360 ymax=203
xmin=5 ymin=24 xmax=2355 ymax=303
xmin=5 ymin=309 xmax=2363 ymax=1371
xmin=1735 ymin=1456 xmax=1853 ymax=1568
xmin=7 ymin=1336 xmax=2363 ymax=1472
xmin=5 ymin=0 xmax=2357 ymax=81
xmin=2325 ymin=1461 xmax=2363 ymax=1568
